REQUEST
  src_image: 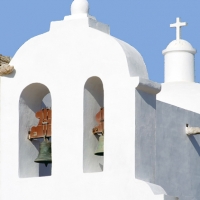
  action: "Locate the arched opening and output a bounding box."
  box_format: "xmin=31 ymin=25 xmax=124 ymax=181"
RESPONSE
xmin=19 ymin=83 xmax=52 ymax=178
xmin=83 ymin=76 xmax=104 ymax=173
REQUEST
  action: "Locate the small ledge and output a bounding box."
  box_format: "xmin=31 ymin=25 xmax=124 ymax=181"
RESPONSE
xmin=0 ymin=64 xmax=14 ymax=76
xmin=133 ymin=77 xmax=161 ymax=95
xmin=0 ymin=54 xmax=14 ymax=76
xmin=186 ymin=126 xmax=200 ymax=135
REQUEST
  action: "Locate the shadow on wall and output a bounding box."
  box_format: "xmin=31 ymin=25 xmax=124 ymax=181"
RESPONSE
xmin=164 ymin=195 xmax=179 ymax=200
xmin=188 ymin=135 xmax=200 ymax=156
xmin=19 ymin=83 xmax=52 ymax=178
xmin=83 ymin=76 xmax=104 ymax=173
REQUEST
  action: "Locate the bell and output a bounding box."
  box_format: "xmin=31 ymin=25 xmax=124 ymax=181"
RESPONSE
xmin=35 ymin=140 xmax=52 ymax=166
xmin=94 ymin=135 xmax=104 ymax=156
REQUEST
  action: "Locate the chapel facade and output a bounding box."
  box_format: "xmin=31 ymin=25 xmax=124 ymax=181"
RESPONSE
xmin=0 ymin=1 xmax=199 ymax=200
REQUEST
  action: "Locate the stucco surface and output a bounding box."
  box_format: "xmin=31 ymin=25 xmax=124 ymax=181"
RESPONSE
xmin=0 ymin=13 xmax=163 ymax=200
xmin=157 ymin=82 xmax=200 ymax=114
xmin=19 ymin=86 xmax=52 ymax=178
xmin=155 ymin=101 xmax=200 ymax=200
xmin=135 ymin=90 xmax=157 ymax=183
xmin=163 ymin=39 xmax=196 ymax=54
xmin=83 ymin=77 xmax=104 ymax=173
xmin=114 ymin=38 xmax=148 ymax=78
xmin=11 ymin=16 xmax=148 ymax=82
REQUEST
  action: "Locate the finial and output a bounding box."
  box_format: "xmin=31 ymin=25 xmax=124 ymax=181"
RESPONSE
xmin=71 ymin=0 xmax=89 ymax=15
xmin=170 ymin=17 xmax=187 ymax=41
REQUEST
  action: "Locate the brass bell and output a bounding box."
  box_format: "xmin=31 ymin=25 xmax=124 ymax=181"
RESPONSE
xmin=94 ymin=135 xmax=104 ymax=156
xmin=35 ymin=139 xmax=52 ymax=166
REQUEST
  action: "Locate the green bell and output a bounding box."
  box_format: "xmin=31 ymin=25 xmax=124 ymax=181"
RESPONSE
xmin=35 ymin=140 xmax=52 ymax=166
xmin=94 ymin=135 xmax=104 ymax=156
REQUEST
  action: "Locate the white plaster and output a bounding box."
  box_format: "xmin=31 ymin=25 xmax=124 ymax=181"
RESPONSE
xmin=71 ymin=0 xmax=89 ymax=15
xmin=135 ymin=79 xmax=158 ymax=183
xmin=83 ymin=76 xmax=104 ymax=173
xmin=115 ymin=39 xmax=148 ymax=78
xmin=133 ymin=77 xmax=161 ymax=95
xmin=163 ymin=40 xmax=196 ymax=54
xmin=156 ymin=17 xmax=200 ymax=198
xmin=0 ymin=7 xmax=164 ymax=199
xmin=163 ymin=39 xmax=196 ymax=83
xmin=164 ymin=50 xmax=195 ymax=82
xmin=18 ymin=83 xmax=52 ymax=178
xmin=157 ymin=82 xmax=200 ymax=114
xmin=155 ymin=100 xmax=200 ymax=199
xmin=19 ymin=98 xmax=40 ymax=178
xmin=163 ymin=18 xmax=196 ymax=83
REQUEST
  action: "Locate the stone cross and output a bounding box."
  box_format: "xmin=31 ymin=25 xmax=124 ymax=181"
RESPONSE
xmin=170 ymin=17 xmax=187 ymax=41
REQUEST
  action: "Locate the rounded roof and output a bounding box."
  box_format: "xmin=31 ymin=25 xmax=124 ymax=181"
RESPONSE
xmin=114 ymin=38 xmax=148 ymax=78
xmin=162 ymin=39 xmax=196 ymax=55
xmin=71 ymin=0 xmax=89 ymax=15
xmin=11 ymin=16 xmax=148 ymax=81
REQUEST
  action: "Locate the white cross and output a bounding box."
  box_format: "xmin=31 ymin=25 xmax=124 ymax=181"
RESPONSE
xmin=170 ymin=17 xmax=187 ymax=41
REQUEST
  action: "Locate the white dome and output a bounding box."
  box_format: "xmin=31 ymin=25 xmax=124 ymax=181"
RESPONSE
xmin=11 ymin=15 xmax=148 ymax=82
xmin=163 ymin=39 xmax=196 ymax=55
xmin=162 ymin=39 xmax=196 ymax=83
xmin=71 ymin=0 xmax=89 ymax=15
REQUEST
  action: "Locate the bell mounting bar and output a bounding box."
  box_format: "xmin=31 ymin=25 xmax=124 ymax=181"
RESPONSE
xmin=92 ymin=108 xmax=104 ymax=135
xmin=28 ymin=108 xmax=52 ymax=140
xmin=186 ymin=124 xmax=200 ymax=135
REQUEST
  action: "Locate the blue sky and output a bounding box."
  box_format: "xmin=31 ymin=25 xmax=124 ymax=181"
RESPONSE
xmin=1 ymin=0 xmax=199 ymax=83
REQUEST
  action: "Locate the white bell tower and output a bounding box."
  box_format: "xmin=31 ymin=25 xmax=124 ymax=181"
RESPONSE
xmin=162 ymin=17 xmax=196 ymax=82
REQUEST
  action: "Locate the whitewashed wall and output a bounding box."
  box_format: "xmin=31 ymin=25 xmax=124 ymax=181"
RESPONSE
xmin=157 ymin=83 xmax=200 ymax=114
xmin=0 ymin=13 xmax=167 ymax=200
xmin=83 ymin=76 xmax=104 ymax=173
xmin=155 ymin=101 xmax=200 ymax=200
xmin=135 ymin=89 xmax=157 ymax=183
xmin=19 ymin=84 xmax=52 ymax=178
